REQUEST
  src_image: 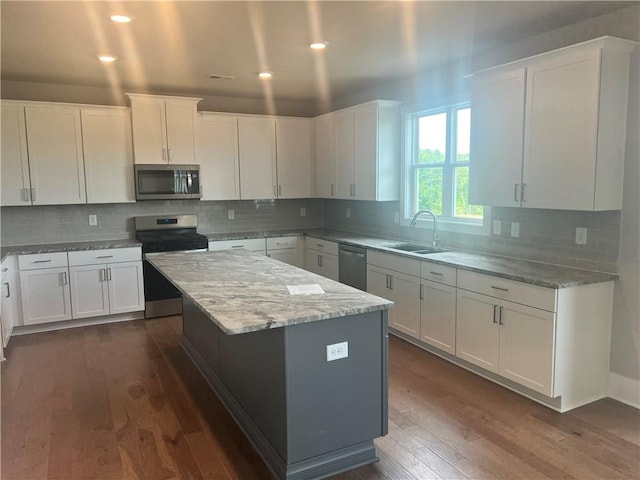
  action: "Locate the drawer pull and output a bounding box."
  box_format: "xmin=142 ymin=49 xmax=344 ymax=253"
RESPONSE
xmin=33 ymin=260 xmax=52 ymax=263
xmin=429 ymin=271 xmax=444 ymax=276
xmin=419 ymin=284 xmax=424 ymax=300
xmin=4 ymin=282 xmax=10 ymax=298
xmin=97 ymin=255 xmax=114 ymax=259
xmin=231 ymin=245 xmax=244 ymax=249
xmin=491 ymin=285 xmax=509 ymax=292
xmin=316 ymin=244 xmax=324 ymax=248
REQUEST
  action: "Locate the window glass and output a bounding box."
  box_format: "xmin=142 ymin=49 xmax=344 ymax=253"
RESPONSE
xmin=417 ymin=167 xmax=443 ymax=214
xmin=418 ymin=113 xmax=447 ymax=164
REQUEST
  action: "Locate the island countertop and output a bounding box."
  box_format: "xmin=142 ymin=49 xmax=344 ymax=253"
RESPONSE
xmin=146 ymin=250 xmax=393 ymax=335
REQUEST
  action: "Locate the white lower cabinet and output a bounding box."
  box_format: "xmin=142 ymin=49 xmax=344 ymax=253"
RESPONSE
xmin=304 ymin=237 xmax=339 ymax=281
xmin=1 ymin=256 xmax=21 ymax=347
xmin=208 ymin=238 xmax=266 ymax=254
xmin=68 ymin=248 xmax=144 ymax=319
xmin=420 ymin=280 xmax=456 ymax=354
xmin=19 ymin=253 xmax=72 ymax=325
xmin=266 ymin=236 xmax=300 ymax=268
xmin=367 ymin=251 xmax=421 ymax=340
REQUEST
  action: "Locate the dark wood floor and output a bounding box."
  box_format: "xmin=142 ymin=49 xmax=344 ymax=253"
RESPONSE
xmin=2 ymin=317 xmax=638 ymax=480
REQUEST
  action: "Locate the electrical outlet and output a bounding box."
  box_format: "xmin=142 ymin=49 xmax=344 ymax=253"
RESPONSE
xmin=394 ymin=212 xmax=400 ymax=224
xmin=228 ymin=209 xmax=235 ymax=220
xmin=326 ymin=341 xmax=349 ymax=362
xmin=300 ymin=207 xmax=306 ymax=217
xmin=346 ymin=208 xmax=351 ymax=219
xmin=492 ymin=220 xmax=502 ymax=235
xmin=88 ymin=214 xmax=97 ymax=226
xmin=576 ymin=227 xmax=588 ymax=245
xmin=511 ymin=222 xmax=520 ymax=238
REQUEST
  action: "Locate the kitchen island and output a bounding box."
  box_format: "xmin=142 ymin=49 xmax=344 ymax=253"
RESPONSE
xmin=147 ymin=251 xmax=393 ymax=480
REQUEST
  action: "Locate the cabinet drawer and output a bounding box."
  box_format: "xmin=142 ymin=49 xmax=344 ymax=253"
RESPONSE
xmin=267 ymin=236 xmax=298 ymax=250
xmin=420 ymin=261 xmax=456 ymax=286
xmin=18 ymin=252 xmax=68 ymax=270
xmin=367 ymin=250 xmax=420 ymax=277
xmin=458 ymin=270 xmax=556 ymax=312
xmin=68 ymin=247 xmax=141 ymax=266
xmin=208 ymin=238 xmax=266 ymax=252
xmin=305 ymin=237 xmax=339 ymax=256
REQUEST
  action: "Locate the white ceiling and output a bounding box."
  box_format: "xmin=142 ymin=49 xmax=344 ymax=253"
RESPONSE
xmin=1 ymin=1 xmax=634 ymax=104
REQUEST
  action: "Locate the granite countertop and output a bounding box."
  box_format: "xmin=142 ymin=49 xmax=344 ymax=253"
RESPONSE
xmin=146 ymin=250 xmax=393 ymax=335
xmin=1 ymin=239 xmax=142 ymax=262
xmin=304 ymin=229 xmax=617 ymax=289
xmin=204 ymin=229 xmax=305 ymax=241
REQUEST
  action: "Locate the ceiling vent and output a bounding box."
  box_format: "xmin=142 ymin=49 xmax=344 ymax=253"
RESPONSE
xmin=208 ymin=74 xmax=238 ymax=80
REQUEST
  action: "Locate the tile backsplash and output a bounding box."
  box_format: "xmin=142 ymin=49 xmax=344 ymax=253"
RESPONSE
xmin=1 ymin=198 xmax=620 ymax=274
xmin=0 ymin=199 xmax=324 ymax=246
xmin=323 ymin=200 xmax=620 ymax=273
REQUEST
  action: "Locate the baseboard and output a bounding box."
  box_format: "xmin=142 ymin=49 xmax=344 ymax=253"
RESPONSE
xmin=11 ymin=311 xmax=145 ymax=336
xmin=607 ymin=372 xmax=640 ymax=409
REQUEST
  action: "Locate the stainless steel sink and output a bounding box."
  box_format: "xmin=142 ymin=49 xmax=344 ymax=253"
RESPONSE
xmin=385 ymin=243 xmax=447 ymax=255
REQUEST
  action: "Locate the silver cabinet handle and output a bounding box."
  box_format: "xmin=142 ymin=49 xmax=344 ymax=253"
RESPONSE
xmin=62 ymin=271 xmax=68 ymax=285
xmin=514 ymin=183 xmax=520 ymax=202
xmin=521 ymin=183 xmax=526 ymax=202
xmin=419 ymin=284 xmax=424 ymax=300
xmin=1 ymin=268 xmax=7 ymax=272
xmin=22 ymin=188 xmax=30 ymax=202
xmin=162 ymin=148 xmax=167 ymax=163
xmin=273 ymin=185 xmax=277 ymax=197
xmin=107 ymin=268 xmax=112 ymax=281
xmin=316 ymin=243 xmax=324 ymax=248
xmin=278 ymin=185 xmax=282 ymax=196
xmin=317 ymin=255 xmax=323 ymax=267
xmin=97 ymin=255 xmax=114 ymax=259
xmin=499 ymin=306 xmax=504 ymax=325
xmin=388 ymin=275 xmax=393 ymax=290
xmin=168 ymin=148 xmax=172 ymax=163
xmin=352 ymin=184 xmax=356 ymax=197
xmin=493 ymin=304 xmax=498 ymax=324
xmin=230 ymin=245 xmax=244 ymax=249
xmin=33 ymin=259 xmax=52 ymax=264
xmin=385 ymin=274 xmax=389 ymax=289
xmin=491 ymin=286 xmax=509 ymax=292
xmin=330 ymin=184 xmax=335 ymax=196
xmin=429 ymin=271 xmax=444 ymax=276
xmin=4 ymin=282 xmax=10 ymax=298
xmin=31 ymin=187 xmax=36 ymax=202
xmin=100 ymin=269 xmax=105 ymax=282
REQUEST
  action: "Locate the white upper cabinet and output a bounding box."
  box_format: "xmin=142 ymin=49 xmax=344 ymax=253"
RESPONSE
xmin=469 ymin=36 xmax=636 ymax=211
xmin=317 ymin=100 xmax=401 ymax=201
xmin=314 ymin=113 xmax=336 ymax=197
xmin=275 ymin=117 xmax=312 ymax=198
xmin=127 ymin=93 xmax=202 ymax=165
xmin=197 ymin=113 xmax=240 ymax=200
xmin=81 ymin=107 xmax=135 ymax=203
xmin=1 ymin=102 xmax=30 ymax=206
xmin=24 ymin=104 xmax=86 ymax=205
xmin=238 ymin=116 xmax=277 ymax=199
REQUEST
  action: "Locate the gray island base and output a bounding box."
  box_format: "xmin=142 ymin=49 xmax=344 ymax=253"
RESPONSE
xmin=146 ymin=251 xmax=393 ymax=480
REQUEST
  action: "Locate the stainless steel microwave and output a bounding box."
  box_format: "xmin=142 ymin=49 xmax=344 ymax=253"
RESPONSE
xmin=134 ymin=164 xmax=202 ymax=200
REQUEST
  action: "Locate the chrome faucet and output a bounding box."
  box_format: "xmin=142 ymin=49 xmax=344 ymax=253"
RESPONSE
xmin=410 ymin=209 xmax=439 ymax=247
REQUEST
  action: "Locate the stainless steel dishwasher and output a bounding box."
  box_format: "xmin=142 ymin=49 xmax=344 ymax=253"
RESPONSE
xmin=338 ymin=243 xmax=367 ymax=291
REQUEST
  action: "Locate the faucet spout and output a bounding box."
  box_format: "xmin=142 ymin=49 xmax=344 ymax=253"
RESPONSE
xmin=409 ymin=209 xmax=439 ymax=247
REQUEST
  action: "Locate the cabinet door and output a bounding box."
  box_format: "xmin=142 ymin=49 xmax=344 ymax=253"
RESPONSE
xmin=353 ymin=103 xmax=378 ymax=201
xmin=165 ymin=100 xmax=198 ymax=165
xmin=129 ymin=96 xmax=167 ymax=164
xmin=81 ymin=107 xmax=135 ymax=203
xmin=499 ymin=300 xmax=555 ymax=396
xmin=366 ymin=265 xmax=392 ymax=302
xmin=1 ymin=262 xmax=20 ymax=347
xmin=334 ymin=110 xmax=354 ymax=198
xmin=320 ymin=253 xmax=339 ymax=281
xmin=305 ymin=249 xmax=323 ymax=276
xmin=20 ymin=267 xmax=72 ymax=325
xmin=198 ymin=114 xmax=240 ymax=200
xmin=523 ymin=50 xmax=600 ymax=210
xmin=469 ymin=68 xmax=526 ymax=207
xmin=238 ymin=116 xmax=277 ymax=199
xmin=1 ymin=103 xmax=31 ymax=206
xmin=25 ymin=106 xmax=86 ymax=205
xmin=314 ymin=114 xmax=335 ymax=197
xmin=456 ymin=289 xmax=499 ymax=373
xmin=107 ymin=262 xmax=145 ymax=314
xmin=267 ymin=250 xmax=298 ymax=267
xmin=69 ymin=265 xmax=110 ymax=319
xmin=420 ymin=280 xmax=456 ymax=354
xmin=388 ymin=270 xmax=421 ymax=340
xmin=276 ymin=117 xmax=312 ymax=198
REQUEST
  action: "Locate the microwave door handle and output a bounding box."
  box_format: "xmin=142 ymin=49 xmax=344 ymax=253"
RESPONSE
xmin=187 ymin=172 xmax=193 ymax=192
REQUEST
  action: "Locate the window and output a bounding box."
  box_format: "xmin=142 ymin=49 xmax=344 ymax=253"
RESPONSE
xmin=403 ymin=100 xmax=488 ymax=234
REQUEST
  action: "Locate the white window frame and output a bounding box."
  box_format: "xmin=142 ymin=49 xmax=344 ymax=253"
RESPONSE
xmin=401 ymin=94 xmax=490 ymax=236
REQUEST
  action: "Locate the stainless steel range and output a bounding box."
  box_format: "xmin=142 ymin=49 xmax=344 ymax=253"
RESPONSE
xmin=135 ymin=214 xmax=208 ymax=318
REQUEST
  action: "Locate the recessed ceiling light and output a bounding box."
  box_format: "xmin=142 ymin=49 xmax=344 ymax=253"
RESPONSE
xmin=258 ymin=71 xmax=273 ymax=79
xmin=310 ymin=42 xmax=328 ymax=50
xmin=110 ymin=15 xmax=132 ymax=23
xmin=98 ymin=55 xmax=118 ymax=63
